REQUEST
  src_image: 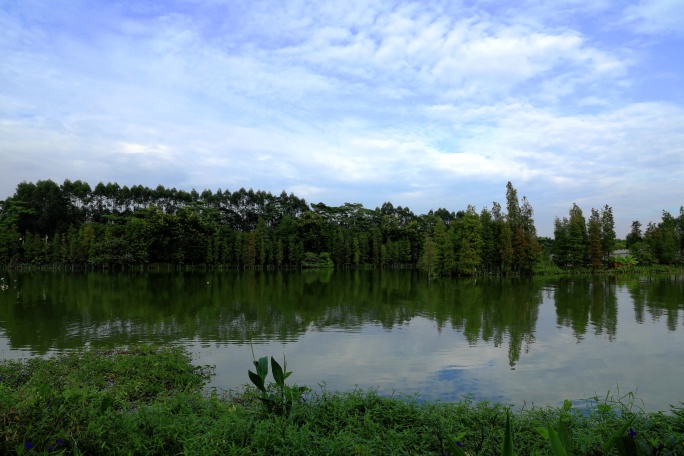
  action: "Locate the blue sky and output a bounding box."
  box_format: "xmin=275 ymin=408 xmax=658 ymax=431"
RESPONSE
xmin=1 ymin=0 xmax=683 ymax=237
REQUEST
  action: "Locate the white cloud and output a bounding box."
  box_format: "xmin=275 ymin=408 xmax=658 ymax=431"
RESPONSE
xmin=622 ymin=0 xmax=684 ymax=36
xmin=119 ymin=142 xmax=171 ymax=157
xmin=1 ymin=0 xmax=683 ymax=236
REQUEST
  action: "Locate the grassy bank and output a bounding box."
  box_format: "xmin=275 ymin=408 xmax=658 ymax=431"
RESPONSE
xmin=1 ymin=346 xmax=682 ymax=455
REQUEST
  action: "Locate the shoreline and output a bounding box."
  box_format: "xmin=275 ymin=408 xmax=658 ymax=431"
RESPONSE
xmin=1 ymin=345 xmax=682 ymax=455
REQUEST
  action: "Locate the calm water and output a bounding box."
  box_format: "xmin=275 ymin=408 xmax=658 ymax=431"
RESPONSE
xmin=1 ymin=270 xmax=683 ymax=411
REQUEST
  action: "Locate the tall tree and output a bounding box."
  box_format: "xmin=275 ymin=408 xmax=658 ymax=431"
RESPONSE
xmin=518 ymin=196 xmax=542 ymax=273
xmin=418 ymin=236 xmax=438 ymax=278
xmin=11 ymin=180 xmax=70 ymax=237
xmin=255 ymin=217 xmax=271 ymax=265
xmin=478 ymin=207 xmax=498 ymax=274
xmin=646 ymin=211 xmax=680 ymax=265
xmin=454 ymin=205 xmax=483 ymax=275
xmin=499 ymin=222 xmax=514 ymax=274
xmin=505 ymin=182 xmax=521 ymax=229
xmin=504 ymin=183 xmax=541 ymax=273
xmin=600 ymin=205 xmax=616 ymax=263
xmin=588 ymin=208 xmax=603 ymax=270
xmin=567 ymin=203 xmax=587 ymax=268
xmin=552 ymin=216 xmax=570 ymax=268
xmin=625 ymin=220 xmax=642 ymax=248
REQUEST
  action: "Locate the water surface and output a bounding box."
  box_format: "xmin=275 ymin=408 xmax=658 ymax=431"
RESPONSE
xmin=0 ymin=270 xmax=682 ymax=411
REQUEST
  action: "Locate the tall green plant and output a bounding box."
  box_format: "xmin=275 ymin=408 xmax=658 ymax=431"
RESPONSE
xmin=248 ymin=349 xmax=307 ymax=417
xmin=537 ymin=398 xmax=638 ymax=456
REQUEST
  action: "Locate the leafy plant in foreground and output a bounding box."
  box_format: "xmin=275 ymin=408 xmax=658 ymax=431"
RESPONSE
xmin=537 ymin=397 xmax=641 ymax=455
xmin=248 ymin=350 xmax=307 ymax=417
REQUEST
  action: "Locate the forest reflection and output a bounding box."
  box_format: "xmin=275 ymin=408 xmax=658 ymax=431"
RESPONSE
xmin=0 ymin=271 xmax=682 ymax=368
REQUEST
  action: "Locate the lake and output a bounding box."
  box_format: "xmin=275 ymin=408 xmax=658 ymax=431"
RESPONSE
xmin=1 ymin=269 xmax=682 ymax=412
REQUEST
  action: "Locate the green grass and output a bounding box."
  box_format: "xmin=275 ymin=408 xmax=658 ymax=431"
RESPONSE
xmin=1 ymin=346 xmax=683 ymax=455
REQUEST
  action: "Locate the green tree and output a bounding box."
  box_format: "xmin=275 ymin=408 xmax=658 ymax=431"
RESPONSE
xmin=431 ymin=218 xmax=454 ymax=275
xmin=552 ymin=216 xmax=570 ymax=268
xmin=243 ymin=232 xmax=257 ymax=267
xmin=255 ymin=217 xmax=271 ymax=266
xmin=9 ymin=180 xmax=71 ymax=237
xmin=567 ymin=203 xmax=587 ymax=268
xmin=123 ymin=216 xmax=153 ymax=265
xmin=625 ymin=220 xmax=642 ymax=249
xmin=504 ymin=183 xmax=541 ymax=273
xmin=275 ymin=239 xmax=284 ymax=266
xmin=453 ymin=206 xmax=482 ymax=275
xmin=588 ymin=208 xmax=603 ymax=270
xmin=499 ymin=222 xmax=514 ymax=274
xmin=600 ymin=205 xmax=616 ymax=263
xmin=517 ymin=196 xmax=542 ymax=273
xmin=352 ymin=237 xmax=361 ymax=265
xmin=629 ymin=241 xmax=655 ymax=265
xmin=478 ymin=207 xmax=498 ymax=274
xmin=418 ymin=236 xmax=438 ymax=278
xmin=644 ymin=212 xmax=680 ymax=265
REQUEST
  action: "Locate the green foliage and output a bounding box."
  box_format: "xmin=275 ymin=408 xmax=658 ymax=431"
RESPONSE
xmin=612 ymin=253 xmax=639 ymax=269
xmin=2 ymin=179 xmax=681 ymax=274
xmin=538 ymin=398 xmax=638 ymax=456
xmin=248 ymin=350 xmax=308 ymax=417
xmin=503 ymin=408 xmax=514 ymax=456
xmin=0 ymin=345 xmax=213 ymax=455
xmin=301 ymin=251 xmax=334 ymax=268
xmin=1 ymin=347 xmax=684 ymax=455
xmin=600 ymin=205 xmax=617 ymax=264
xmin=588 ymin=208 xmax=603 ymax=270
xmin=418 ymin=235 xmax=439 ymax=277
xmin=3 ymin=179 xmax=527 ymax=271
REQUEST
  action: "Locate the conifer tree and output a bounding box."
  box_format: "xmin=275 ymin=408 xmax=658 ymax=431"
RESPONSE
xmin=567 ymin=203 xmax=587 ymax=268
xmin=588 ymin=208 xmax=603 ymax=269
xmin=600 ymin=205 xmax=616 ymax=262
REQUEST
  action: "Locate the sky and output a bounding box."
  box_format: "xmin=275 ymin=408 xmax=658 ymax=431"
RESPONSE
xmin=1 ymin=0 xmax=683 ymax=237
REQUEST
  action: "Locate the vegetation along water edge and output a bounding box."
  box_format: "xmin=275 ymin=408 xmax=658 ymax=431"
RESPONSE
xmin=1 ymin=179 xmax=683 ymax=275
xmin=1 ymin=345 xmax=682 ymax=455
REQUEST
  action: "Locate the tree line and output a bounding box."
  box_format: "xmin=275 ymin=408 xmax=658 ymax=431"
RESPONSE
xmin=0 ymin=179 xmax=682 ymax=273
xmin=551 ymin=203 xmax=684 ymax=269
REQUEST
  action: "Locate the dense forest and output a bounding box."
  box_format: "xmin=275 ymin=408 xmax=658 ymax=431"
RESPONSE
xmin=0 ymin=179 xmax=682 ymax=274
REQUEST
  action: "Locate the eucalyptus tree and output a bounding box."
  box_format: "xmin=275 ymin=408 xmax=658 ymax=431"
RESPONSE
xmin=433 ymin=207 xmax=456 ymax=228
xmin=61 ymin=179 xmax=91 ymax=223
xmin=8 ymin=180 xmax=72 ymax=237
xmin=104 ymin=182 xmax=121 ymax=213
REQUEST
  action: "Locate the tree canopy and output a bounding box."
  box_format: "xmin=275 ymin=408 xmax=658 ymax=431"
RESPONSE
xmin=1 ymin=179 xmax=681 ymax=272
